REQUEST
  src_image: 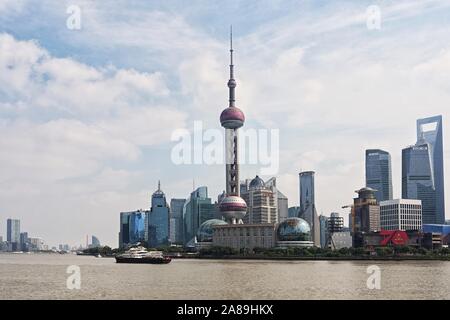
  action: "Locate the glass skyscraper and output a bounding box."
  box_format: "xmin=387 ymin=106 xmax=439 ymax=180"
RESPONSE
xmin=147 ymin=182 xmax=170 ymax=248
xmin=365 ymin=149 xmax=393 ymax=203
xmin=299 ymin=171 xmax=320 ymax=246
xmin=402 ymin=142 xmax=436 ymax=224
xmin=7 ymin=219 xmax=20 ymax=251
xmin=183 ymin=186 xmax=215 ymax=245
xmin=119 ymin=210 xmax=146 ymax=248
xmin=417 ymin=115 xmax=445 ymax=224
xmin=128 ymin=211 xmax=146 ymax=245
xmin=402 ymin=115 xmax=445 ymax=224
xmin=170 ymin=198 xmax=186 ymax=244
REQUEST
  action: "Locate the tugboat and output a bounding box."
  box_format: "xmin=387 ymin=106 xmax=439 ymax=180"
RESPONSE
xmin=115 ymin=246 xmax=171 ymax=264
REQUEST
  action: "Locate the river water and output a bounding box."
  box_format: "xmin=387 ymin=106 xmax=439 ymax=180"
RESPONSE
xmin=0 ymin=253 xmax=449 ymax=299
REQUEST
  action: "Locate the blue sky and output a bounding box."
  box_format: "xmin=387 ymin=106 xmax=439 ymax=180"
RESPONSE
xmin=1 ymin=0 xmax=450 ymax=247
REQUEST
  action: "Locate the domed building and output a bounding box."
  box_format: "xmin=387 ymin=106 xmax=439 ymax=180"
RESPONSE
xmin=276 ymin=217 xmax=314 ymax=248
xmin=241 ymin=175 xmax=278 ymax=224
xmin=196 ymin=219 xmax=228 ymax=249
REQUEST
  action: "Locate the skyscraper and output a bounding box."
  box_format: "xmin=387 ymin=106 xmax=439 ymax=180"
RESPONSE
xmin=20 ymin=232 xmax=28 ymax=251
xmin=119 ymin=209 xmax=146 ymax=248
xmin=351 ymin=187 xmax=380 ymax=247
xmin=241 ymin=176 xmax=278 ymax=224
xmin=7 ymin=219 xmax=20 ymax=251
xmin=319 ymin=215 xmax=328 ymax=248
xmin=299 ymin=171 xmax=320 ymax=246
xmin=170 ymin=198 xmax=186 ymax=244
xmin=417 ymin=115 xmax=445 ymax=224
xmin=119 ymin=211 xmax=131 ymax=248
xmin=91 ymin=235 xmax=101 ymax=247
xmin=147 ymin=181 xmax=170 ymax=247
xmin=365 ymin=149 xmax=393 ymax=202
xmin=183 ymin=186 xmax=215 ymax=245
xmin=402 ymin=142 xmax=437 ymax=224
xmin=265 ymin=177 xmax=289 ymax=223
xmin=218 ymin=27 xmax=248 ymax=225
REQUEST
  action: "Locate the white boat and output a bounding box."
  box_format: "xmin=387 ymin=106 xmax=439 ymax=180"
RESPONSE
xmin=115 ymin=246 xmax=171 ymax=264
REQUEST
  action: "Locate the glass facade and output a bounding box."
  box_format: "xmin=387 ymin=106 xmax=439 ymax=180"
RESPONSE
xmin=319 ymin=215 xmax=328 ymax=248
xmin=402 ymin=143 xmax=437 ymax=224
xmin=129 ymin=212 xmax=146 ymax=245
xmin=365 ymin=149 xmax=393 ymax=202
xmin=183 ymin=186 xmax=215 ymax=245
xmin=276 ymin=218 xmax=311 ymax=242
xmin=91 ymin=235 xmax=101 ymax=247
xmin=7 ymin=219 xmax=20 ymax=251
xmin=416 ymin=116 xmax=445 ymax=224
xmin=170 ymin=198 xmax=185 ymax=244
xmin=119 ymin=210 xmax=147 ymax=248
xmin=299 ymin=171 xmax=319 ymax=245
xmin=197 ymin=219 xmax=228 ymax=242
xmin=147 ymin=184 xmax=170 ymax=248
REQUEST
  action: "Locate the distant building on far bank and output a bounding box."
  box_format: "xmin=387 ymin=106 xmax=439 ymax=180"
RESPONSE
xmin=7 ymin=219 xmax=21 ymax=251
xmin=91 ymin=235 xmax=101 ymax=248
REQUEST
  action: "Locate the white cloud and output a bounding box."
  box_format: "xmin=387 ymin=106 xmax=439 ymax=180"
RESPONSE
xmin=0 ymin=32 xmax=187 ymax=246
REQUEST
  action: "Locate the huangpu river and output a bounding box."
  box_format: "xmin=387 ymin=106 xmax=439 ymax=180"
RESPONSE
xmin=0 ymin=253 xmax=449 ymax=299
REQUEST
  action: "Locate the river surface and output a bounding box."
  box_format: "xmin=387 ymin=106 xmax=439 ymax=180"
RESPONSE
xmin=0 ymin=253 xmax=449 ymax=299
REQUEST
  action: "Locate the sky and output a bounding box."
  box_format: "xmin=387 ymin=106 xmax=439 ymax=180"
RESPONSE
xmin=0 ymin=0 xmax=449 ymax=248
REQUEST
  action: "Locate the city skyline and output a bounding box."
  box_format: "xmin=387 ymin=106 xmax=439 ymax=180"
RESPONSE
xmin=1 ymin=1 xmax=450 ymax=247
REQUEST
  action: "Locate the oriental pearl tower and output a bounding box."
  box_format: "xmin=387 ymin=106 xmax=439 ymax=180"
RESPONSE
xmin=219 ymin=27 xmax=247 ymax=224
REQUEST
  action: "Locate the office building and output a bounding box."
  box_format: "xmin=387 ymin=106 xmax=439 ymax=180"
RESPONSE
xmin=319 ymin=215 xmax=328 ymax=248
xmin=170 ymin=198 xmax=186 ymax=244
xmin=265 ymin=177 xmax=289 ymax=223
xmin=402 ymin=142 xmax=436 ymax=225
xmin=147 ymin=181 xmax=170 ymax=247
xmin=365 ymin=149 xmax=393 ymax=202
xmin=20 ymin=232 xmax=28 ymax=251
xmin=330 ymin=232 xmax=352 ymax=250
xmin=91 ymin=235 xmax=101 ymax=248
xmin=299 ymin=171 xmax=320 ymax=246
xmin=7 ymin=219 xmax=20 ymax=251
xmin=417 ymin=116 xmax=445 ymax=224
xmin=28 ymin=238 xmax=44 ymax=251
xmin=351 ymin=187 xmax=381 ymax=247
xmin=119 ymin=209 xmax=147 ymax=248
xmin=402 ymin=116 xmax=445 ymax=224
xmin=352 ymin=187 xmax=380 ymax=233
xmin=380 ymin=199 xmax=422 ymax=231
xmin=241 ymin=176 xmax=278 ymax=224
xmin=183 ymin=186 xmax=215 ymax=245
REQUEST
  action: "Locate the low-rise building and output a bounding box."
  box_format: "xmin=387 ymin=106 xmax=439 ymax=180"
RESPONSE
xmin=212 ymin=223 xmax=276 ymax=250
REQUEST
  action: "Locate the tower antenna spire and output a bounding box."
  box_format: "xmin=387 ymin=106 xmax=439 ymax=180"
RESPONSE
xmin=228 ymin=25 xmax=236 ymax=107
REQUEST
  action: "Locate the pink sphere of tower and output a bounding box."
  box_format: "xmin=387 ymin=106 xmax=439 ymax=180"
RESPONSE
xmin=220 ymin=106 xmax=245 ymax=129
xmin=219 ymin=195 xmax=247 ymax=222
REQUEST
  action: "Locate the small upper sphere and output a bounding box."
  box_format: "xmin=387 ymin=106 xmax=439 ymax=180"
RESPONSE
xmin=220 ymin=107 xmax=245 ymax=129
